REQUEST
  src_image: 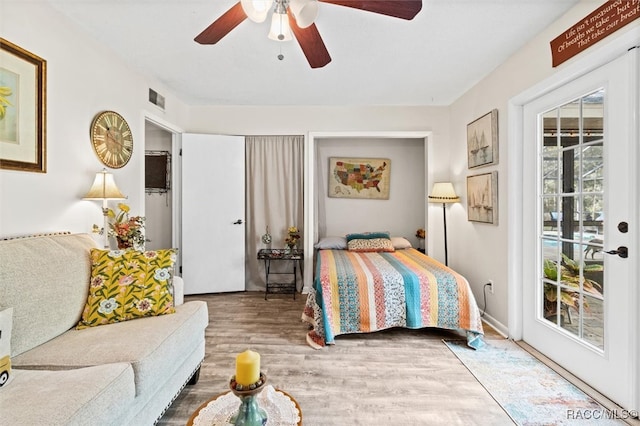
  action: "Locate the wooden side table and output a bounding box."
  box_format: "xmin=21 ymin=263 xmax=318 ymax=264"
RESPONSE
xmin=187 ymin=385 xmax=302 ymax=426
xmin=257 ymin=249 xmax=303 ymax=300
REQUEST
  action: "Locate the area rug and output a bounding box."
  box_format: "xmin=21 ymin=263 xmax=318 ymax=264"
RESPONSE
xmin=444 ymin=339 xmax=626 ymax=425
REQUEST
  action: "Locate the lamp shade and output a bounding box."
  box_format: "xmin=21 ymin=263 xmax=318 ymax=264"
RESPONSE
xmin=241 ymin=0 xmax=271 ymax=23
xmin=289 ymin=0 xmax=318 ymax=28
xmin=268 ymin=12 xmax=293 ymax=41
xmin=83 ymin=170 xmax=126 ymax=200
xmin=428 ymin=182 xmax=460 ymax=203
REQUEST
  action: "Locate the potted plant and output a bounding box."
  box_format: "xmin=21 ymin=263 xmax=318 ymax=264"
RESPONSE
xmin=543 ymin=253 xmax=603 ymax=324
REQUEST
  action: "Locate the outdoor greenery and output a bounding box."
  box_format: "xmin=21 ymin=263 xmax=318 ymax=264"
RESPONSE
xmin=543 ymin=253 xmax=603 ymax=322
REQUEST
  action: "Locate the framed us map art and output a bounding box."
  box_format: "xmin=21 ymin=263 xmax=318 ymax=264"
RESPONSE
xmin=328 ymin=157 xmax=390 ymax=200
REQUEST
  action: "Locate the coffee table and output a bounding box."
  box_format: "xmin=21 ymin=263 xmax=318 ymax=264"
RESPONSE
xmin=187 ymin=385 xmax=302 ymax=426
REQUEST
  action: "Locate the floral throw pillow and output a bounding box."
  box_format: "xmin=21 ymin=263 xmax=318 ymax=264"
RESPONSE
xmin=77 ymin=248 xmax=177 ymax=329
xmin=0 ymin=308 xmax=13 ymax=388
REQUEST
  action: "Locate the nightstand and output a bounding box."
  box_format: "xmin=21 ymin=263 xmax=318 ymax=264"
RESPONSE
xmin=257 ymin=249 xmax=304 ymax=300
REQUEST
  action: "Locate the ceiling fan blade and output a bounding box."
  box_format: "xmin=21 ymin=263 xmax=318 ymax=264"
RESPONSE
xmin=288 ymin=12 xmax=331 ymax=69
xmin=318 ymin=0 xmax=422 ymax=20
xmin=195 ymin=2 xmax=247 ymax=44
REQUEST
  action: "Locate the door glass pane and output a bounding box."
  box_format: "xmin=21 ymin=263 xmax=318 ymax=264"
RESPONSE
xmin=542 ymin=146 xmax=560 ymax=195
xmin=584 ymin=294 xmax=604 ymax=349
xmin=538 ymin=89 xmax=605 ymax=350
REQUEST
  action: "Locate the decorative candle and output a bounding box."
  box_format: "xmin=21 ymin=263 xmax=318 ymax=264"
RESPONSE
xmin=235 ymin=349 xmax=260 ymax=386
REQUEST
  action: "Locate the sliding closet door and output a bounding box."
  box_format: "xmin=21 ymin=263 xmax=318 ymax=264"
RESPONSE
xmin=182 ymin=133 xmax=245 ymax=294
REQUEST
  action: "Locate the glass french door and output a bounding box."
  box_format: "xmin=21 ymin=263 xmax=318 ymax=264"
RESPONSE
xmin=522 ymin=50 xmax=638 ymax=411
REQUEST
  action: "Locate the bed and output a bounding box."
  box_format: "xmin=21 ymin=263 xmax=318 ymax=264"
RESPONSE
xmin=302 ymin=237 xmax=484 ymax=349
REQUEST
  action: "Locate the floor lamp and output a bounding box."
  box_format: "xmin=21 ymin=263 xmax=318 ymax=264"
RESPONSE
xmin=428 ymin=182 xmax=460 ymax=266
xmin=83 ymin=169 xmax=126 ymax=248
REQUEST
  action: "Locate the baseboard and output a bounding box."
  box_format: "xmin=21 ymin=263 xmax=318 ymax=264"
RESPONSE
xmin=481 ymin=313 xmax=509 ymax=338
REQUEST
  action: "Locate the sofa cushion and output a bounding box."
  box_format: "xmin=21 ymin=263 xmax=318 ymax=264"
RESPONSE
xmin=0 ymin=234 xmax=96 ymax=356
xmin=12 ymin=301 xmax=208 ymax=397
xmin=0 ymin=363 xmax=135 ymax=426
xmin=77 ymin=248 xmax=177 ymax=329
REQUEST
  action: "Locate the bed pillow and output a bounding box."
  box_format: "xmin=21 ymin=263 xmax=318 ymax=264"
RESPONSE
xmin=345 ymin=231 xmax=390 ymax=242
xmin=347 ymin=237 xmax=395 ymax=253
xmin=314 ymin=236 xmax=347 ymax=250
xmin=77 ymin=248 xmax=177 ymax=329
xmin=390 ymin=237 xmax=413 ymax=249
xmin=0 ymin=307 xmax=13 ymax=389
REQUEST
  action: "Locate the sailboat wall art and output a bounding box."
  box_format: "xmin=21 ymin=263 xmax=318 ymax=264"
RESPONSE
xmin=467 ymin=171 xmax=498 ymax=224
xmin=467 ymin=109 xmax=498 ymax=169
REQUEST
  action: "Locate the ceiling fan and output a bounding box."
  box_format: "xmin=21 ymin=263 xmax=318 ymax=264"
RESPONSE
xmin=195 ymin=0 xmax=422 ymax=68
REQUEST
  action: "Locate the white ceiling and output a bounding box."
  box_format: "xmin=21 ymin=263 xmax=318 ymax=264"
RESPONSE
xmin=46 ymin=0 xmax=579 ymax=106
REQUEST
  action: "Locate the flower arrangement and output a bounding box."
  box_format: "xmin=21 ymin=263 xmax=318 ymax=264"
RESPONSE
xmin=285 ymin=226 xmax=300 ymax=249
xmin=416 ymin=228 xmax=426 ymax=239
xmin=93 ymin=203 xmax=145 ymax=250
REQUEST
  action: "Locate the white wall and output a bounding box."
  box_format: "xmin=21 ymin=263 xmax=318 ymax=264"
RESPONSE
xmin=317 ymin=137 xmax=425 ymax=247
xmin=144 ymin=122 xmax=173 ymax=250
xmin=0 ymin=2 xmax=189 ymax=241
xmin=7 ymin=0 xmax=637 ymax=337
xmin=447 ymin=0 xmax=640 ymax=329
xmin=186 ymin=105 xmax=449 ymax=135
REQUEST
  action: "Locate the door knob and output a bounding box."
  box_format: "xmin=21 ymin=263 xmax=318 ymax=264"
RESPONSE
xmin=233 ymin=219 xmax=243 ymax=225
xmin=605 ymin=246 xmax=628 ymax=258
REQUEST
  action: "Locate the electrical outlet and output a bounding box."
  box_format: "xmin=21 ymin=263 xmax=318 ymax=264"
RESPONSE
xmin=487 ymin=280 xmax=494 ymax=294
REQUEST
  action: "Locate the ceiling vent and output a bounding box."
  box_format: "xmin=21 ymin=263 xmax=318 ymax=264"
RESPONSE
xmin=148 ymin=88 xmax=165 ymax=110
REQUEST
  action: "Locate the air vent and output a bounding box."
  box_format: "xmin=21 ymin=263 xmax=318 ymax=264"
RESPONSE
xmin=148 ymin=88 xmax=165 ymax=110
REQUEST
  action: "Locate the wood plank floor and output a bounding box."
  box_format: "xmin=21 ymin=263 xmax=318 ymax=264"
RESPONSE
xmin=158 ymin=292 xmax=512 ymax=425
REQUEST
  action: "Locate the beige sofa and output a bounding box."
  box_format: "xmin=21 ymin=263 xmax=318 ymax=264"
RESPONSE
xmin=0 ymin=233 xmax=208 ymax=425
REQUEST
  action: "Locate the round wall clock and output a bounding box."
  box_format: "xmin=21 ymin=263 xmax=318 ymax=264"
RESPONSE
xmin=90 ymin=111 xmax=133 ymax=169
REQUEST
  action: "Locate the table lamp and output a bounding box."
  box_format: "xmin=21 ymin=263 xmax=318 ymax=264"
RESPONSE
xmin=83 ymin=169 xmax=126 ymax=248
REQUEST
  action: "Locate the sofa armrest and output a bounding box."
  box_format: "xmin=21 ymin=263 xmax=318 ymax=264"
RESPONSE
xmin=173 ymin=276 xmax=185 ymax=306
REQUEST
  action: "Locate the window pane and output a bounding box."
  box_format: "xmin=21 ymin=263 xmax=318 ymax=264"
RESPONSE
xmin=583 ymin=89 xmax=604 ymax=146
xmin=582 ymin=143 xmax=603 ymax=193
xmin=584 ymin=294 xmax=604 ymax=350
xmin=538 ymin=88 xmax=606 ymax=350
xmin=560 ymin=290 xmax=581 ymax=338
xmin=542 ymin=146 xmax=560 ymax=195
xmin=560 ymin=100 xmax=580 ymax=148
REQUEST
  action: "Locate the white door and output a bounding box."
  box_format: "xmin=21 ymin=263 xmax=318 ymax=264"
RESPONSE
xmin=182 ymin=133 xmax=245 ymax=294
xmin=522 ymin=51 xmax=638 ymax=410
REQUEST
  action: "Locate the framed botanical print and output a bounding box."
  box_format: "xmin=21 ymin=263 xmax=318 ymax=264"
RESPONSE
xmin=0 ymin=38 xmax=46 ymax=172
xmin=467 ymin=109 xmax=498 ymax=169
xmin=467 ymin=171 xmax=498 ymax=224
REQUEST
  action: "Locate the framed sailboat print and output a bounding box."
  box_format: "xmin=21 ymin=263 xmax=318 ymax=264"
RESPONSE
xmin=467 ymin=109 xmax=498 ymax=169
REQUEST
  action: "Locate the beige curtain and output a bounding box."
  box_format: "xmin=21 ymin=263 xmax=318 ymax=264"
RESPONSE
xmin=245 ymin=135 xmax=304 ymax=291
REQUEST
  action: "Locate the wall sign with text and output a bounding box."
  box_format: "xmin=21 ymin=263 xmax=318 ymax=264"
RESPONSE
xmin=551 ymin=0 xmax=639 ymax=67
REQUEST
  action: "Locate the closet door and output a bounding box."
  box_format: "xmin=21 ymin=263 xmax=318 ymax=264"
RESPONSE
xmin=182 ymin=133 xmax=245 ymax=294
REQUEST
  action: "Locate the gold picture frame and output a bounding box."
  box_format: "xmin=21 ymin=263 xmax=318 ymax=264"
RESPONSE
xmin=467 ymin=109 xmax=498 ymax=169
xmin=328 ymin=157 xmax=390 ymax=200
xmin=0 ymin=38 xmax=46 ymax=172
xmin=467 ymin=171 xmax=498 ymax=224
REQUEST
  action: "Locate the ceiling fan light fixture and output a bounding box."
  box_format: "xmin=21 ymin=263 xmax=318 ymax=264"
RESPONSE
xmin=268 ymin=12 xmax=292 ymax=41
xmin=241 ymin=0 xmax=272 ymax=23
xmin=289 ymin=0 xmax=318 ymax=28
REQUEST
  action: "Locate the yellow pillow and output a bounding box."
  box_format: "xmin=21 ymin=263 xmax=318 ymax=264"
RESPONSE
xmin=77 ymin=248 xmax=177 ymax=329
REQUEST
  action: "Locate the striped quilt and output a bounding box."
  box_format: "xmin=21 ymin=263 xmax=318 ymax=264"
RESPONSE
xmin=302 ymin=248 xmax=484 ymax=349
